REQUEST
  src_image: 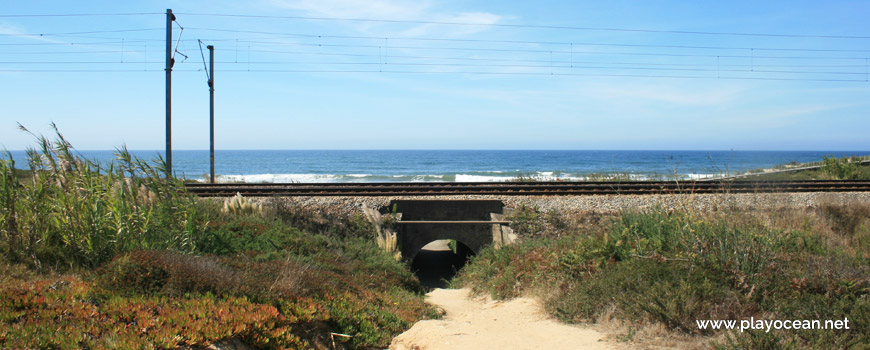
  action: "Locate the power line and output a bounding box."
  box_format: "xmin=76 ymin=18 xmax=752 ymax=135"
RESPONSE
xmin=4 ymin=58 xmax=863 ymax=75
xmin=0 ymin=39 xmax=158 ymax=46
xmin=195 ymin=61 xmax=870 ymax=76
xmin=0 ymin=69 xmax=158 ymax=72
xmin=0 ymin=50 xmax=142 ymax=54
xmin=0 ymin=13 xmax=162 ymax=17
xmin=0 ymin=28 xmax=162 ymax=36
xmin=175 ymin=12 xmax=870 ymax=40
xmin=212 ymin=43 xmax=868 ymax=61
xmin=2 ymin=12 xmax=865 ymax=83
xmin=207 ymin=47 xmax=865 ymax=69
xmin=2 ymin=66 xmax=865 ymax=83
xmin=188 ymin=27 xmax=870 ymax=53
xmin=4 ymin=57 xmax=863 ymax=73
xmin=184 ymin=69 xmax=870 ymax=82
xmin=0 ymin=61 xmax=157 ymax=64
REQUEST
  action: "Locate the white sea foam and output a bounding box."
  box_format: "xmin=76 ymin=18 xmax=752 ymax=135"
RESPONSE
xmin=209 ymin=172 xmax=723 ymax=184
xmin=455 ymin=174 xmax=513 ymax=182
xmin=214 ymin=173 xmax=451 ymax=183
xmin=216 ymin=173 xmax=342 ymax=183
xmin=685 ymin=173 xmax=718 ymax=180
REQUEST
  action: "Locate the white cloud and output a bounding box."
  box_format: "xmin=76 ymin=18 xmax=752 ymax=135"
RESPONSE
xmin=758 ymin=104 xmax=852 ymax=120
xmin=267 ymin=0 xmax=503 ymax=36
xmin=269 ymin=0 xmax=432 ymax=20
xmin=587 ymin=83 xmax=743 ymax=106
xmin=0 ymin=23 xmax=64 ymax=44
xmin=400 ymin=12 xmax=504 ymax=36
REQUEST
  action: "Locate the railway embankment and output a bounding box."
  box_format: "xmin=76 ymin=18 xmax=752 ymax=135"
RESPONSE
xmin=247 ymin=191 xmax=870 ymax=220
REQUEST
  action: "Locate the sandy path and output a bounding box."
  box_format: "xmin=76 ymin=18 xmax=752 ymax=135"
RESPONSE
xmin=390 ymin=288 xmax=620 ymax=350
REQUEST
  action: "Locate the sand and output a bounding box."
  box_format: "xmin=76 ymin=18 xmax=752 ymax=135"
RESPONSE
xmin=389 ymin=288 xmax=620 ymax=350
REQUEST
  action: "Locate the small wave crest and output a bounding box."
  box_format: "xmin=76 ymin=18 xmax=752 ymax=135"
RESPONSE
xmin=212 ymin=173 xmax=451 ymax=183
xmin=207 ymin=171 xmax=721 ymax=183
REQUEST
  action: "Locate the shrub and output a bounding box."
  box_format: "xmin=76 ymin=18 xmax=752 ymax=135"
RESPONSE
xmin=509 ymin=205 xmax=545 ymax=237
xmin=821 ymin=155 xmax=860 ymax=180
xmin=0 ymin=126 xmax=437 ymax=349
xmin=0 ymin=274 xmax=310 ymax=349
xmin=456 ymin=208 xmax=870 ymax=348
xmin=1 ymin=125 xmax=207 ymax=270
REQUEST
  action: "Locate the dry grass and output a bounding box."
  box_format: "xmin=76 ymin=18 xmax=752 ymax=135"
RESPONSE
xmin=456 ymin=194 xmax=870 ymax=349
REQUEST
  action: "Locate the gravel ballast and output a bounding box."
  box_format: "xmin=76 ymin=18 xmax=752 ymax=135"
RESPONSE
xmin=245 ymin=192 xmax=869 ymax=219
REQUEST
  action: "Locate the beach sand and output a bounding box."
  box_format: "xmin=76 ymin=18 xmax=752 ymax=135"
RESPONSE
xmin=390 ymin=288 xmax=620 ymax=350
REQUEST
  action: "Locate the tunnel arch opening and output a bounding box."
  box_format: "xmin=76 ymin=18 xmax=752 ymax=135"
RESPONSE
xmin=410 ymin=239 xmax=475 ymax=289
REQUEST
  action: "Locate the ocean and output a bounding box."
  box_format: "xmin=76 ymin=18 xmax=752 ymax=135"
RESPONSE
xmin=6 ymin=150 xmax=867 ymax=183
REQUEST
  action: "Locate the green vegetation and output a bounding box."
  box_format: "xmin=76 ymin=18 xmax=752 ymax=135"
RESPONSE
xmin=740 ymin=156 xmax=870 ymax=181
xmin=820 ymin=156 xmax=864 ymax=180
xmin=1 ymin=127 xmax=435 ymax=349
xmin=455 ymin=205 xmax=869 ymax=349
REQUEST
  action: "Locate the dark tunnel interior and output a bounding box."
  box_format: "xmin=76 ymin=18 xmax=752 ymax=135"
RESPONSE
xmin=410 ymin=240 xmax=475 ymax=290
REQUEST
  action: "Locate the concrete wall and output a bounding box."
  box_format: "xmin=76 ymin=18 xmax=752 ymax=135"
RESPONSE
xmin=390 ymin=200 xmax=507 ymax=261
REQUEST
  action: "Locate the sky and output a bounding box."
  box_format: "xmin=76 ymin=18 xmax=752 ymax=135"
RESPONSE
xmin=1 ymin=0 xmax=869 ymax=151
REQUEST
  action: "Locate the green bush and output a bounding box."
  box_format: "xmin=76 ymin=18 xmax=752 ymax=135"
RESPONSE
xmin=821 ymin=155 xmax=860 ymax=180
xmin=1 ymin=126 xmax=437 ymax=349
xmin=456 ymin=208 xmax=870 ymax=348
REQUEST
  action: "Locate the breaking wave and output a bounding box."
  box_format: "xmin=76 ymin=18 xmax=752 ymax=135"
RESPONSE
xmin=207 ymin=171 xmax=721 ymax=183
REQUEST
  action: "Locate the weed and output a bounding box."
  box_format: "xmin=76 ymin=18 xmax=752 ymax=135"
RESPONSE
xmin=456 ymin=207 xmax=870 ymax=348
xmin=821 ymin=155 xmax=861 ymax=180
xmin=1 ymin=125 xmax=205 ymax=270
xmin=509 ymin=204 xmax=545 ymax=237
xmin=0 ymin=127 xmax=436 ymax=349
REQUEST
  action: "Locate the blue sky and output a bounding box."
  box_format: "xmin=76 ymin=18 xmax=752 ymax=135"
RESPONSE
xmin=1 ymin=0 xmax=869 ymax=151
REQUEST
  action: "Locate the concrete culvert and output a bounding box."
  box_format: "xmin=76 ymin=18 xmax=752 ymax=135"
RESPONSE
xmin=410 ymin=239 xmax=475 ymax=290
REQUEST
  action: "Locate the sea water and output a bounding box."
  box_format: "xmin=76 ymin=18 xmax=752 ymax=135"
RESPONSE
xmin=6 ymin=150 xmax=867 ymax=183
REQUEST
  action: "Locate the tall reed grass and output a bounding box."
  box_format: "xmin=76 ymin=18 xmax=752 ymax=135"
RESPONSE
xmin=0 ymin=124 xmax=206 ymax=270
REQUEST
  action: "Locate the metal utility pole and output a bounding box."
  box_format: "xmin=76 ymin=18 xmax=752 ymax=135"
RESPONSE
xmin=165 ymin=9 xmax=175 ymax=178
xmin=208 ymin=45 xmax=215 ymax=184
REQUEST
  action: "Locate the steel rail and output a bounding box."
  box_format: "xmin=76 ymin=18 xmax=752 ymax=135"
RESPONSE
xmin=184 ymin=180 xmax=870 ymax=197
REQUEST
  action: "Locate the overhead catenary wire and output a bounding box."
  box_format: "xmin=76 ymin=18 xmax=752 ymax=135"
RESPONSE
xmin=4 ymin=11 xmax=867 ymax=40
xmin=3 ymin=53 xmax=865 ymax=78
xmin=8 ymin=45 xmax=851 ymax=69
xmin=3 ymin=59 xmax=862 ymax=76
xmin=0 ymin=39 xmax=159 ymax=46
xmin=174 ymin=12 xmax=870 ymax=40
xmin=0 ymin=50 xmax=142 ymax=54
xmin=0 ymin=28 xmax=162 ymax=36
xmin=187 ymin=27 xmax=870 ymax=53
xmin=207 ymin=47 xmax=868 ymax=69
xmin=3 ymin=67 xmax=864 ymax=82
xmin=204 ymin=41 xmax=867 ymax=61
xmin=3 ymin=57 xmax=864 ymax=76
xmin=145 ymin=57 xmax=870 ymax=76
xmin=2 ymin=11 xmax=867 ymax=83
xmin=0 ymin=13 xmax=162 ymax=17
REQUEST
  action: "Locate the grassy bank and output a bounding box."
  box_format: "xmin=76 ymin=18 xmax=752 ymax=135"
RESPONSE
xmin=739 ymin=156 xmax=870 ymax=181
xmin=455 ymin=204 xmax=869 ymax=349
xmin=0 ymin=128 xmax=435 ymax=349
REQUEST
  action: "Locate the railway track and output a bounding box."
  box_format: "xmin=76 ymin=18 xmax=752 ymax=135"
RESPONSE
xmin=184 ymin=180 xmax=870 ymax=197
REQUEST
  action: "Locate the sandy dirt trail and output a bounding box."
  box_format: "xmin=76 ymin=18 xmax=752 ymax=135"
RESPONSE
xmin=390 ymin=288 xmax=621 ymax=350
